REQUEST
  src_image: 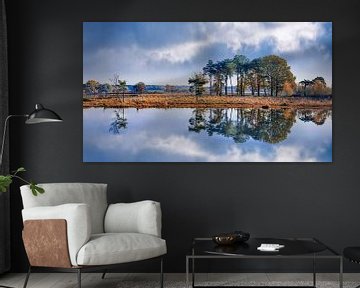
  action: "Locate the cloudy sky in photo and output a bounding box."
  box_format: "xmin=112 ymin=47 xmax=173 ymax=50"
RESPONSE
xmin=83 ymin=22 xmax=332 ymax=86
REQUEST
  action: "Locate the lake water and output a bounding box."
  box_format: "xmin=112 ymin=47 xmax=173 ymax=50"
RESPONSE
xmin=83 ymin=108 xmax=332 ymax=162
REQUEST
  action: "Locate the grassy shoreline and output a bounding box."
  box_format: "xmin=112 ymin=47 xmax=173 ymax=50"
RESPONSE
xmin=83 ymin=94 xmax=332 ymax=109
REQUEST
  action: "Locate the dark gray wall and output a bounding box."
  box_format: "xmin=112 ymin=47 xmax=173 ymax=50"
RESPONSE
xmin=5 ymin=0 xmax=360 ymax=273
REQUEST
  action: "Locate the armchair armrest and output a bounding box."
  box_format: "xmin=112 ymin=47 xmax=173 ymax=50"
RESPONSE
xmin=104 ymin=200 xmax=162 ymax=237
xmin=22 ymin=203 xmax=91 ymax=266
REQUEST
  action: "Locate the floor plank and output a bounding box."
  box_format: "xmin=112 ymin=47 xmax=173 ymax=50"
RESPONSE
xmin=1 ymin=273 xmax=359 ymax=288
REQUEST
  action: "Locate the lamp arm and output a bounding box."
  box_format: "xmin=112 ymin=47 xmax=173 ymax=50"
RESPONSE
xmin=0 ymin=114 xmax=28 ymax=169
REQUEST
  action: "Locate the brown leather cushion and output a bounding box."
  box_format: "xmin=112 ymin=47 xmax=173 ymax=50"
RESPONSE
xmin=23 ymin=219 xmax=72 ymax=268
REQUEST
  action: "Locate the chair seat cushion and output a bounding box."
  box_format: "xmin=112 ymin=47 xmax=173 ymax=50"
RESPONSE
xmin=76 ymin=233 xmax=167 ymax=266
xmin=344 ymin=247 xmax=360 ymax=263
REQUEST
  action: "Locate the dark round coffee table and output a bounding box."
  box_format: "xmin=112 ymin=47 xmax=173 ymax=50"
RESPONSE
xmin=208 ymin=237 xmax=326 ymax=256
xmin=186 ymin=237 xmax=342 ymax=288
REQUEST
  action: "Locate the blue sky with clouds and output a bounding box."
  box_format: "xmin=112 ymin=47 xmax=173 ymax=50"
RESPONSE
xmin=83 ymin=22 xmax=332 ymax=86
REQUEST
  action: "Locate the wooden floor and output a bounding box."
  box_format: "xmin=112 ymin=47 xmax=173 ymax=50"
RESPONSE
xmin=0 ymin=273 xmax=359 ymax=288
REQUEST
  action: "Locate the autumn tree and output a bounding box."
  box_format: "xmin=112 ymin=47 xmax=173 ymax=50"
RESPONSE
xmin=282 ymin=81 xmax=296 ymax=96
xmin=188 ymin=73 xmax=208 ymax=99
xmin=164 ymin=84 xmax=177 ymax=93
xmin=203 ymin=60 xmax=217 ymax=95
xmin=313 ymin=76 xmax=325 ymax=85
xmin=86 ymin=80 xmax=100 ymax=96
xmin=218 ymin=60 xmax=229 ymax=95
xmin=118 ymin=80 xmax=127 ymax=101
xmin=246 ymin=71 xmax=257 ymax=96
xmin=299 ymin=79 xmax=314 ymax=97
xmin=109 ymin=73 xmax=120 ymax=95
xmin=98 ymin=83 xmax=113 ymax=95
xmin=261 ymin=55 xmax=295 ymax=96
xmin=248 ymin=58 xmax=266 ymax=96
xmin=312 ymin=76 xmax=328 ymax=96
xmin=134 ymin=82 xmax=146 ymax=95
xmin=199 ymin=54 xmax=298 ymax=97
xmin=246 ymin=59 xmax=261 ymax=96
xmin=213 ymin=62 xmax=225 ymax=96
xmin=233 ymin=55 xmax=250 ymax=96
xmin=224 ymin=59 xmax=236 ymax=96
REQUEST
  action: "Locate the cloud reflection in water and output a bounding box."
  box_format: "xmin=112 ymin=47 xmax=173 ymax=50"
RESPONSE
xmin=83 ymin=108 xmax=332 ymax=162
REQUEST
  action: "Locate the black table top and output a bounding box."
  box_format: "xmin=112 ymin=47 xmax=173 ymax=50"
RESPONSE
xmin=192 ymin=238 xmax=337 ymax=257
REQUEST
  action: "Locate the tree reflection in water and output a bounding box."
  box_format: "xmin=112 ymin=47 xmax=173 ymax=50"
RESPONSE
xmin=297 ymin=109 xmax=332 ymax=125
xmin=188 ymin=108 xmax=331 ymax=144
xmin=109 ymin=109 xmax=128 ymax=134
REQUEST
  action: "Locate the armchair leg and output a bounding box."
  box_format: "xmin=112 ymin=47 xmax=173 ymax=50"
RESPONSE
xmin=77 ymin=269 xmax=81 ymax=288
xmin=160 ymin=257 xmax=164 ymax=288
xmin=101 ymin=270 xmax=107 ymax=279
xmin=23 ymin=266 xmax=31 ymax=288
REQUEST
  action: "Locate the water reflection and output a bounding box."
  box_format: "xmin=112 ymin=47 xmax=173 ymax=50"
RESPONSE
xmin=188 ymin=108 xmax=330 ymax=144
xmin=83 ymin=107 xmax=332 ymax=162
xmin=109 ymin=109 xmax=128 ymax=134
xmin=297 ymin=109 xmax=332 ymax=125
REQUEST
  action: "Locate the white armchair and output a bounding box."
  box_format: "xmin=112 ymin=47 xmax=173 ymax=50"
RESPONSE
xmin=20 ymin=183 xmax=166 ymax=288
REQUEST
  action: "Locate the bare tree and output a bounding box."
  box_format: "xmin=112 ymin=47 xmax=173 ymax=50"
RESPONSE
xmin=109 ymin=73 xmax=120 ymax=97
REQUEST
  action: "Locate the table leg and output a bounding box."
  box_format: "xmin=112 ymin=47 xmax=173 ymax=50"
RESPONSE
xmin=313 ymin=254 xmax=316 ymax=287
xmin=186 ymin=257 xmax=189 ymax=288
xmin=192 ymin=257 xmax=195 ymax=288
xmin=339 ymin=257 xmax=343 ymax=288
xmin=192 ymin=246 xmax=195 ymax=288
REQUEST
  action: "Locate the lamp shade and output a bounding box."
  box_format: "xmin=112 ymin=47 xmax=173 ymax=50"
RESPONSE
xmin=25 ymin=104 xmax=63 ymax=124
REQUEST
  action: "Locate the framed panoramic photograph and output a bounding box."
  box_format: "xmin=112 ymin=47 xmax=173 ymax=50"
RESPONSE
xmin=83 ymin=22 xmax=332 ymax=162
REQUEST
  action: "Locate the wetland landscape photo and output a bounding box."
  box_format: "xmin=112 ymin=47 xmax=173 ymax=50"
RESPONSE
xmin=83 ymin=22 xmax=332 ymax=162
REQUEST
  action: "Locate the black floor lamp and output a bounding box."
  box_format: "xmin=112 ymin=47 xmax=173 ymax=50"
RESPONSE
xmin=0 ymin=103 xmax=63 ymax=167
xmin=0 ymin=103 xmax=62 ymax=288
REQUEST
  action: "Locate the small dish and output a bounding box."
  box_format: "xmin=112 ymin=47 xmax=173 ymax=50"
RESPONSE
xmin=212 ymin=233 xmax=237 ymax=245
